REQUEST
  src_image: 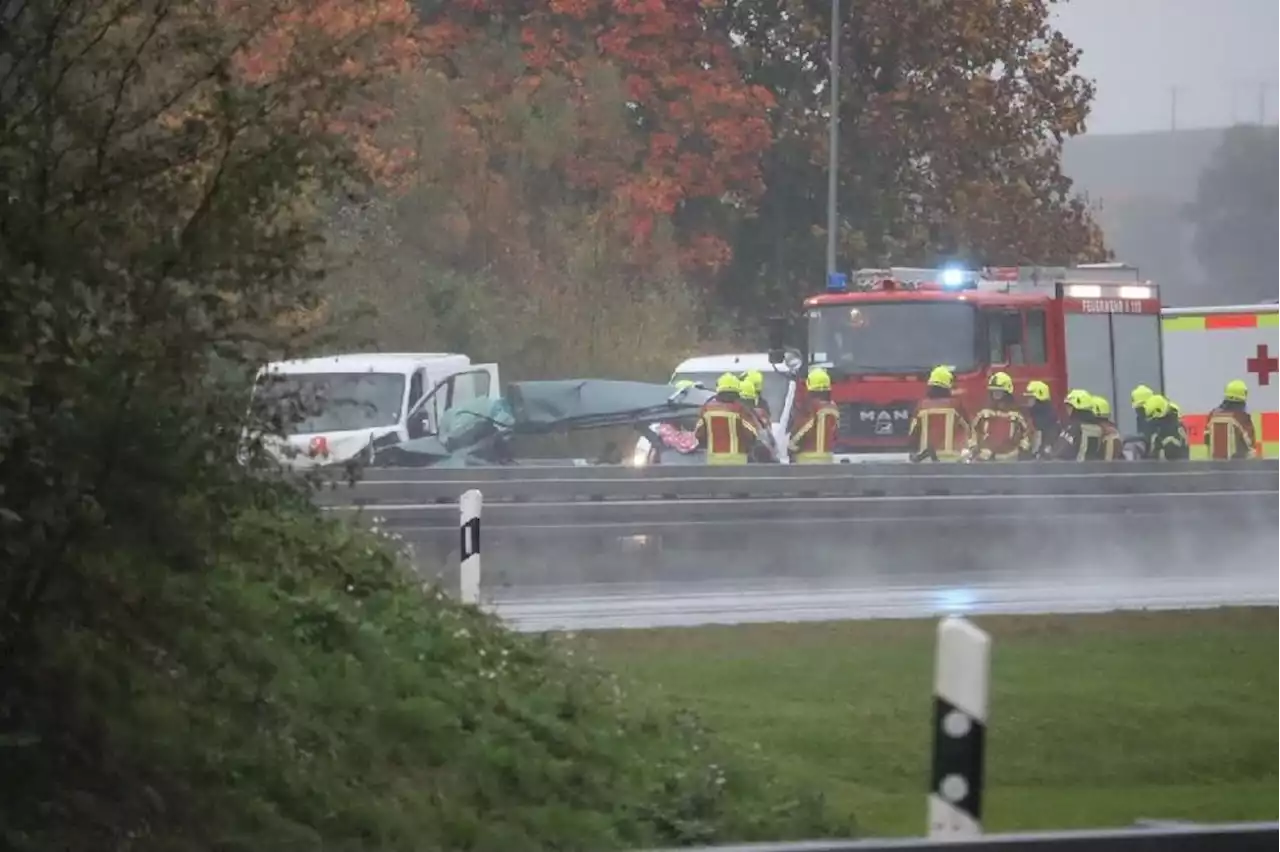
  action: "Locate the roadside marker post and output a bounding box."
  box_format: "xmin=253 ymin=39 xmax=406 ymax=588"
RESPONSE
xmin=928 ymin=615 xmax=991 ymax=839
xmin=459 ymin=489 xmax=482 ymax=605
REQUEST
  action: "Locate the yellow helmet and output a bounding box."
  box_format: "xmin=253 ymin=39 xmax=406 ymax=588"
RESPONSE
xmin=1065 ymin=389 xmax=1092 ymax=411
xmin=987 ymin=371 xmax=1014 ymax=394
xmin=1091 ymin=396 xmax=1112 ymax=419
xmin=806 ymin=367 xmax=832 ymax=392
xmin=1131 ymin=384 xmax=1153 ymax=408
xmin=1143 ymin=393 xmax=1170 ymax=419
xmin=742 ymin=369 xmax=765 ymax=395
xmin=1024 ymin=380 xmax=1051 ymax=402
xmin=927 ymin=365 xmax=954 ymax=389
xmin=1224 ymin=379 xmax=1248 ymax=403
xmin=738 ymin=379 xmax=759 ymax=402
xmin=715 ymin=372 xmax=741 ymax=394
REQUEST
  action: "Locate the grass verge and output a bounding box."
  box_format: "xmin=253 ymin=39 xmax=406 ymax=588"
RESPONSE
xmin=573 ymin=607 xmax=1278 ymax=837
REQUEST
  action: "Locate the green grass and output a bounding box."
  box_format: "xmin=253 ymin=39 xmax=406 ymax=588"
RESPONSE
xmin=573 ymin=608 xmax=1279 ymax=837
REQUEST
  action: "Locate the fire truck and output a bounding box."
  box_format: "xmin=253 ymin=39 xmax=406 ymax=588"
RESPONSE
xmin=768 ymin=263 xmax=1165 ymax=457
xmin=1161 ymin=302 xmax=1278 ymax=458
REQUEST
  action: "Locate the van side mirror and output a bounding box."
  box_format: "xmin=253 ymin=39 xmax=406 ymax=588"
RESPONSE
xmin=767 ymin=316 xmax=787 ymax=365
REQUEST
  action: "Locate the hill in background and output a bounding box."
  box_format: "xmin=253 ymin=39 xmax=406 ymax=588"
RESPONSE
xmin=1062 ymin=127 xmax=1272 ymax=306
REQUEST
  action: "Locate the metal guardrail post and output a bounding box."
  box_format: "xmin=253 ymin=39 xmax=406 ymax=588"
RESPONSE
xmin=928 ymin=617 xmax=991 ymax=838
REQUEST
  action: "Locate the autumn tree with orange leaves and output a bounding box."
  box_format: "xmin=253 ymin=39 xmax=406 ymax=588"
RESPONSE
xmin=414 ymin=0 xmax=775 ymax=277
xmin=714 ymin=0 xmax=1109 ymax=327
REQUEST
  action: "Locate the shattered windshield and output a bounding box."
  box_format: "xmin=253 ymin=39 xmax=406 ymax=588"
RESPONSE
xmin=671 ymin=370 xmax=788 ymax=420
xmin=252 ymin=372 xmax=406 ymax=435
xmin=807 ymin=302 xmax=978 ymax=373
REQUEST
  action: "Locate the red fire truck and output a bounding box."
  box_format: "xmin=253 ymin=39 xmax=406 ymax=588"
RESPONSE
xmin=768 ymin=263 xmax=1166 ymax=457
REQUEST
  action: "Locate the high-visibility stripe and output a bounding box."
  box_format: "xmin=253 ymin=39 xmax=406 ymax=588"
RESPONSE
xmin=1178 ymin=411 xmax=1277 ymax=458
xmin=1162 ymin=311 xmax=1278 ymax=330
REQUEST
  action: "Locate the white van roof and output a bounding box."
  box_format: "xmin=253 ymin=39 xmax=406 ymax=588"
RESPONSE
xmin=673 ymin=353 xmax=779 ymax=375
xmin=263 ymin=352 xmax=469 ymax=376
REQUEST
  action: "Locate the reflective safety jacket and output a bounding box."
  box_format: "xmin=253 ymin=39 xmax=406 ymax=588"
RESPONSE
xmin=1143 ymin=414 xmax=1189 ymax=460
xmin=694 ymin=399 xmax=759 ymax=464
xmin=968 ymin=401 xmax=1031 ymax=461
xmin=908 ymin=398 xmax=971 ymax=462
xmin=1098 ymin=419 xmax=1122 ymax=461
xmin=1052 ymin=416 xmax=1103 ymax=461
xmin=789 ymin=398 xmax=840 ymax=463
xmin=1206 ymin=403 xmax=1256 ymax=459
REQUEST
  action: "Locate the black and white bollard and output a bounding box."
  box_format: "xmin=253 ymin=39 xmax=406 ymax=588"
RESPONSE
xmin=459 ymin=489 xmax=482 ymax=605
xmin=927 ymin=615 xmax=991 ymax=839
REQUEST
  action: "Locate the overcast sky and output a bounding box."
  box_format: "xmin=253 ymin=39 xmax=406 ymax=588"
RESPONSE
xmin=1052 ymin=0 xmax=1279 ymax=135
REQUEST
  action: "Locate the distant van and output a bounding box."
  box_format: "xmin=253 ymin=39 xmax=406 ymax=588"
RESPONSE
xmin=251 ymin=352 xmax=499 ymax=468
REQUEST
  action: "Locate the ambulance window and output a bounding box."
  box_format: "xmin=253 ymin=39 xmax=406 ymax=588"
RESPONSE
xmin=1024 ymin=310 xmax=1047 ymax=364
xmin=408 ymin=369 xmax=425 ymax=407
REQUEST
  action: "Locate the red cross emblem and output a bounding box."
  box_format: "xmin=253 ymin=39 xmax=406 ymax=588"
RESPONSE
xmin=1246 ymin=344 xmax=1278 ymax=386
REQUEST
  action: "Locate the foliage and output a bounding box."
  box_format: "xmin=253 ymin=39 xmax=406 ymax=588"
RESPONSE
xmin=414 ymin=0 xmax=775 ymax=276
xmin=321 ymin=36 xmax=739 ymax=380
xmin=715 ymin=0 xmax=1109 ymax=325
xmin=4 ymin=507 xmax=849 ymax=850
xmin=1185 ymin=124 xmax=1279 ymax=304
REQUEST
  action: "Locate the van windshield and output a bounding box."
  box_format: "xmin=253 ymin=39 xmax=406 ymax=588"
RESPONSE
xmin=252 ymin=372 xmax=406 ymax=435
xmin=672 ymin=370 xmax=789 ymax=421
xmin=807 ymin=301 xmax=978 ymax=373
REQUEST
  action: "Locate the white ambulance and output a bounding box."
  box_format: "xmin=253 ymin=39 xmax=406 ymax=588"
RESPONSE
xmin=252 ymin=353 xmax=500 ymax=468
xmin=1161 ymin=303 xmax=1278 ymax=458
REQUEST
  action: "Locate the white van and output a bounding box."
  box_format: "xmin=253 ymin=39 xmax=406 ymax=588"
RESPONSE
xmin=632 ymin=353 xmax=797 ymax=465
xmin=252 ymin=352 xmax=499 ymax=468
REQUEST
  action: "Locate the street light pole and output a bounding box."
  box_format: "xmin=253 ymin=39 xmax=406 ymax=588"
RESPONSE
xmin=825 ymin=0 xmax=841 ymax=278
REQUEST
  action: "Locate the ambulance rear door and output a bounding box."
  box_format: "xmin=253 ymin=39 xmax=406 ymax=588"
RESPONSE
xmin=1058 ymin=282 xmax=1164 ymax=435
xmin=1162 ymin=304 xmax=1279 ymax=457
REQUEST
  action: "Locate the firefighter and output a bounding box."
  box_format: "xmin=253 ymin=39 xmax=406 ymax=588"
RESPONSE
xmin=1130 ymin=384 xmax=1153 ymax=434
xmin=908 ymin=365 xmax=971 ymax=462
xmin=1091 ymin=395 xmax=1123 ymax=461
xmin=1205 ymin=379 xmax=1257 ymax=459
xmin=1051 ymin=389 xmax=1103 ymax=461
xmin=736 ymin=375 xmax=777 ymax=460
xmin=1140 ymin=394 xmax=1189 ymax=460
xmin=741 ymin=369 xmax=771 ymax=422
xmin=966 ymin=371 xmax=1032 ymax=461
xmin=693 ymin=373 xmax=759 ymax=465
xmin=1022 ymin=380 xmax=1058 ymax=458
xmin=789 ymin=367 xmax=840 ymax=464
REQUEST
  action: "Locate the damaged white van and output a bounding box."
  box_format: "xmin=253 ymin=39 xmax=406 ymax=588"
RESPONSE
xmin=250 ymin=352 xmax=499 ymax=469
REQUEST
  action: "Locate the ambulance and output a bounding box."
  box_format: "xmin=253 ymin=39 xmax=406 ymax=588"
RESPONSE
xmin=769 ymin=263 xmax=1166 ymax=458
xmin=1161 ymin=303 xmax=1279 ymax=458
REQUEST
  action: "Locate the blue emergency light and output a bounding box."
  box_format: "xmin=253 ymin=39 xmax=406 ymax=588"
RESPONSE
xmin=940 ymin=266 xmax=968 ymax=288
xmin=826 ymin=272 xmax=849 ymax=292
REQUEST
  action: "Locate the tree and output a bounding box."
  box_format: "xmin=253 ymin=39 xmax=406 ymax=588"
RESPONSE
xmin=715 ymin=0 xmax=1108 ymax=327
xmin=1186 ymin=124 xmax=1279 ymax=304
xmin=414 ymin=0 xmax=775 ymax=276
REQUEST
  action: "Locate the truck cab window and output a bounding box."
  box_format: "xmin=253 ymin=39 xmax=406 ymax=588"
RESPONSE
xmin=408 ymin=369 xmax=424 ymax=410
xmin=1025 ymin=309 xmax=1048 ymax=364
xmin=985 ymin=310 xmax=1025 ymax=365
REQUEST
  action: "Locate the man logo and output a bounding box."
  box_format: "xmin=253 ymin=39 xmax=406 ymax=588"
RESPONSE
xmin=859 ymin=408 xmax=910 ymax=435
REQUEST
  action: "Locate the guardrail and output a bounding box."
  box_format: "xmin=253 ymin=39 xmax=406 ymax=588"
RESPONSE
xmin=628 ymin=822 xmax=1278 ymax=852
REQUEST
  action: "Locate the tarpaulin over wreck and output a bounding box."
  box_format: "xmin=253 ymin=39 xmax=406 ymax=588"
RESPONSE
xmin=374 ymin=379 xmax=712 ymax=467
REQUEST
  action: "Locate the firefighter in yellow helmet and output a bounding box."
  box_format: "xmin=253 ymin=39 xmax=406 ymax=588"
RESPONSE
xmin=1205 ymin=379 xmax=1257 ymax=459
xmin=1022 ymin=380 xmax=1058 ymax=458
xmin=740 ymin=369 xmax=770 ymax=422
xmin=1051 ymin=389 xmax=1103 ymax=461
xmin=1140 ymin=394 xmax=1189 ymax=460
xmin=908 ymin=365 xmax=971 ymax=462
xmin=1090 ymin=395 xmax=1122 ymax=461
xmin=736 ymin=373 xmax=777 ymax=461
xmin=693 ymin=373 xmax=759 ymax=465
xmin=1131 ymin=384 xmax=1153 ymax=433
xmin=966 ymin=371 xmax=1031 ymax=461
xmin=789 ymin=367 xmax=840 ymax=463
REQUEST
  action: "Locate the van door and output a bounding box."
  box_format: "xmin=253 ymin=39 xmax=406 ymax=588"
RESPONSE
xmin=407 ymin=364 xmax=501 ymax=439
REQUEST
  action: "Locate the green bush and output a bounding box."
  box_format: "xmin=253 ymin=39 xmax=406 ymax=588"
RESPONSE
xmin=3 ymin=504 xmax=849 ymax=851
